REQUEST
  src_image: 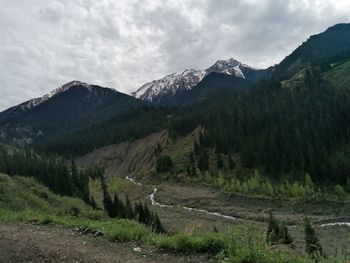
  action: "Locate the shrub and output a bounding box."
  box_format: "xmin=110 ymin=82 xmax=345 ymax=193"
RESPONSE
xmin=156 ymin=155 xmax=173 ymax=173
xmin=157 ymin=232 xmax=225 ymax=254
xmin=304 ymin=218 xmax=324 ymax=260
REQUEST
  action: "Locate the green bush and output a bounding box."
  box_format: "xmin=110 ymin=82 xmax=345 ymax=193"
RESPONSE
xmin=224 ymin=227 xmax=307 ymax=263
xmin=157 ymin=232 xmax=225 ymax=254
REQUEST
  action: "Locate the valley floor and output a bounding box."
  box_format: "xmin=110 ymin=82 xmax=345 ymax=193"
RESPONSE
xmin=132 ymin=181 xmax=350 ymax=257
xmin=0 ymin=223 xmax=210 ymax=263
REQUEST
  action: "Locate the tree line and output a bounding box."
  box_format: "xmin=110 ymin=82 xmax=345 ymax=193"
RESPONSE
xmin=36 ymin=59 xmax=350 ymax=188
xmin=0 ymin=146 xmax=92 ymax=203
xmin=266 ymin=212 xmax=324 ymax=260
xmin=169 ymin=66 xmax=350 ymax=187
xmin=100 ymin=174 xmax=165 ymax=234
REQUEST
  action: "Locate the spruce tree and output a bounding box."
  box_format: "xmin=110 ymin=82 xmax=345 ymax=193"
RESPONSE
xmin=228 ymin=154 xmax=236 ymax=169
xmin=304 ymin=218 xmax=324 ymax=259
xmin=143 ymin=203 xmax=151 ymax=226
xmin=266 ymin=211 xmax=279 ymax=245
xmin=194 ymin=141 xmax=199 ymax=155
xmin=118 ymin=196 xmax=126 ymax=219
xmin=153 ymin=212 xmax=166 ymax=233
xmin=278 ymin=222 xmax=293 ymax=245
xmin=112 ymin=193 xmax=121 ymax=218
xmin=125 ymin=193 xmax=135 ymax=219
xmin=90 ymin=196 xmax=97 ymax=210
xmin=266 ymin=211 xmax=293 ymax=245
xmin=102 ymin=189 xmax=113 ymax=217
xmin=216 ymin=148 xmax=224 ymax=169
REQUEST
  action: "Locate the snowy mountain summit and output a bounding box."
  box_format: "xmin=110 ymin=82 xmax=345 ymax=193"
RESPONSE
xmin=17 ymin=81 xmax=93 ymax=111
xmin=132 ymin=58 xmax=255 ymax=102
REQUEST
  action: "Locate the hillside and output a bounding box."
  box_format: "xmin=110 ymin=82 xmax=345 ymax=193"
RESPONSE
xmin=132 ymin=58 xmax=268 ymax=105
xmin=273 ymin=23 xmax=350 ymax=78
xmin=0 ymin=81 xmax=144 ymax=145
xmin=75 ymin=130 xmax=170 ymax=179
xmin=1 ymin=23 xmax=350 ymax=262
xmin=39 ymin=55 xmax=350 ymax=189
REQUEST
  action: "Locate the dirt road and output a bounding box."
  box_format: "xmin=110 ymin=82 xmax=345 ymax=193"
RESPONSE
xmin=0 ymin=223 xmax=211 ymax=263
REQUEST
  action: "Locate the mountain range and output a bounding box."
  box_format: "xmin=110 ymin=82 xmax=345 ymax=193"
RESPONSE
xmin=1 ymin=23 xmax=350 ymax=147
xmin=0 ymin=81 xmax=143 ymax=145
xmin=0 ymin=58 xmax=265 ymax=145
xmin=132 ymin=58 xmax=267 ymax=104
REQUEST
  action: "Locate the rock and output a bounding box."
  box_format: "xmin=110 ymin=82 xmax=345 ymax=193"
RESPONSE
xmin=93 ymin=231 xmax=103 ymax=237
xmin=133 ymin=247 xmax=142 ymax=252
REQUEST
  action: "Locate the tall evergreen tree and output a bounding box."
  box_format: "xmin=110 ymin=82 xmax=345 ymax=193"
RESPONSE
xmin=216 ymin=148 xmax=224 ymax=169
xmin=124 ymin=193 xmax=135 ymax=219
xmin=304 ymin=218 xmax=324 ymax=259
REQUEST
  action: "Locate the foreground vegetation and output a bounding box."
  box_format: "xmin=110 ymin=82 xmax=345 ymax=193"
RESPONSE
xmin=1 ymin=173 xmax=348 ymax=262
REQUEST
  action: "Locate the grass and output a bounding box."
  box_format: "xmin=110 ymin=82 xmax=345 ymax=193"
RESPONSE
xmin=0 ymin=209 xmax=151 ymax=242
xmin=0 ymin=208 xmax=317 ymax=263
xmin=156 ymin=232 xmax=226 ymax=254
xmin=324 ymin=59 xmax=350 ymax=90
xmin=281 ymin=69 xmax=306 ymax=90
xmin=89 ymin=176 xmax=136 ymax=208
xmin=1 ymin=173 xmax=348 ymax=262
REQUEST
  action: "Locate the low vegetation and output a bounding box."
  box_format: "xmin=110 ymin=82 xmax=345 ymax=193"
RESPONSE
xmin=1 ymin=173 xmax=348 ymax=262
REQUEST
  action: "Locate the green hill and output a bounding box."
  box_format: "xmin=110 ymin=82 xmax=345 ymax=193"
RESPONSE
xmin=273 ymin=23 xmax=350 ymax=79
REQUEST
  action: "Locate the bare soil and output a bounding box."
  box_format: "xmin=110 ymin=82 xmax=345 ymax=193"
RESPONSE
xmin=0 ymin=223 xmax=212 ymax=263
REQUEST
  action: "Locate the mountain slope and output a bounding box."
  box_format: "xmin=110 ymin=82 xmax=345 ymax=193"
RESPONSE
xmin=37 ymin=24 xmax=350 ymax=189
xmin=273 ymin=23 xmax=350 ymax=79
xmin=0 ymin=81 xmax=143 ymax=145
xmin=132 ymin=59 xmax=267 ymax=104
xmin=157 ymin=72 xmax=251 ymax=106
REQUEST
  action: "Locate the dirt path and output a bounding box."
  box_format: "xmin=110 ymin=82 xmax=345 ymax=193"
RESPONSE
xmin=0 ymin=223 xmax=211 ymax=263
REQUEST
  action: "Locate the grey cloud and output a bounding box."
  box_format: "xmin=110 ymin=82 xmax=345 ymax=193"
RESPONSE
xmin=0 ymin=0 xmax=350 ymax=111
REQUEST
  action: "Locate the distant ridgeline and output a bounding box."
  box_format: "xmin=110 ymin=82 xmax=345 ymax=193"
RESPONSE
xmin=3 ymin=24 xmax=350 ymax=191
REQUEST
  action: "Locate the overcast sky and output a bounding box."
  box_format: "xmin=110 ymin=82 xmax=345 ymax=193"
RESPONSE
xmin=0 ymin=0 xmax=350 ymax=111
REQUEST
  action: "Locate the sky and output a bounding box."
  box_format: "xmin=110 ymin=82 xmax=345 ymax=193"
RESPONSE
xmin=0 ymin=0 xmax=350 ymax=111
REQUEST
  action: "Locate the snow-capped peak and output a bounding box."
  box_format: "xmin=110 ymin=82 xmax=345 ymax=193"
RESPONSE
xmin=206 ymin=58 xmax=248 ymax=79
xmin=132 ymin=58 xmax=255 ymax=102
xmin=19 ymin=81 xmax=92 ymax=110
xmin=132 ymin=69 xmax=206 ymax=101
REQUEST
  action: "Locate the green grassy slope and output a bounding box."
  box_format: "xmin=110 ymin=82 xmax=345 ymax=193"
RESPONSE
xmin=325 ymin=59 xmax=350 ymax=89
xmin=0 ymin=173 xmax=319 ymax=262
xmin=0 ymin=173 xmax=99 ymax=219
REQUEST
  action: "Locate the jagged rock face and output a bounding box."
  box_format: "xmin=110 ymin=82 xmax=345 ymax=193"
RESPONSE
xmin=132 ymin=58 xmax=259 ymax=103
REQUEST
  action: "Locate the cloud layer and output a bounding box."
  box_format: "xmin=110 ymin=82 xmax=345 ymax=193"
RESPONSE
xmin=1 ymin=0 xmax=349 ymax=111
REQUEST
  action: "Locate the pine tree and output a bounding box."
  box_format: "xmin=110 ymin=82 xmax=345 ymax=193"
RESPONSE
xmin=304 ymin=218 xmax=324 ymax=259
xmin=153 ymin=212 xmax=166 ymax=233
xmin=137 ymin=203 xmax=145 ymax=224
xmin=125 ymin=193 xmax=135 ymax=219
xmin=266 ymin=211 xmax=293 ymax=245
xmin=143 ymin=203 xmax=151 ymax=226
xmin=194 ymin=141 xmax=199 ymax=156
xmin=278 ymin=222 xmax=293 ymax=245
xmin=216 ymin=148 xmax=224 ymax=169
xmin=111 ymin=193 xmax=121 ymax=218
xmin=102 ymin=189 xmax=113 ymax=217
xmin=228 ymin=154 xmax=236 ymax=169
xmin=266 ymin=211 xmax=279 ymax=245
xmin=90 ymin=196 xmax=97 ymax=210
xmin=198 ymin=148 xmax=209 ymax=172
xmin=118 ymin=197 xmax=126 ymax=219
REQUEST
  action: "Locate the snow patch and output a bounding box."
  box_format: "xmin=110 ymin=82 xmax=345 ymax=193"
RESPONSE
xmin=132 ymin=58 xmax=255 ymax=102
xmin=17 ymin=81 xmax=99 ymax=111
